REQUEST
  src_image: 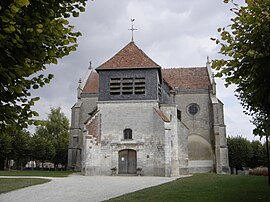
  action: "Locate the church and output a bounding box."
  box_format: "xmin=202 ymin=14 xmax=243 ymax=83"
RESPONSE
xmin=67 ymin=40 xmax=229 ymax=176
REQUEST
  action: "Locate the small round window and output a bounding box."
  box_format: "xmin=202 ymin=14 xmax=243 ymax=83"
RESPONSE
xmin=188 ymin=103 xmax=199 ymax=116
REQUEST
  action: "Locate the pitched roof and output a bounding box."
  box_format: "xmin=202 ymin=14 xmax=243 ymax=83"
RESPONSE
xmin=97 ymin=42 xmax=160 ymax=70
xmin=81 ymin=71 xmax=99 ymax=94
xmin=81 ymin=67 xmax=211 ymax=94
xmin=153 ymin=107 xmax=170 ymax=122
xmin=162 ymin=67 xmax=211 ymax=90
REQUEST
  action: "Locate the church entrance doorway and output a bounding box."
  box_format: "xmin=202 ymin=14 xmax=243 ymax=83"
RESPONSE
xmin=118 ymin=149 xmax=137 ymax=174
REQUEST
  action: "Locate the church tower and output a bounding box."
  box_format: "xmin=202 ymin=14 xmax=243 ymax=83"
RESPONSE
xmin=68 ymin=40 xmax=229 ymax=176
xmin=76 ymin=41 xmax=189 ymax=176
xmin=97 ymin=41 xmax=162 ymax=102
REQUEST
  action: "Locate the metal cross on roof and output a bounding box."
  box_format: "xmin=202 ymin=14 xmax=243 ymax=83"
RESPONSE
xmin=128 ymin=19 xmax=137 ymax=42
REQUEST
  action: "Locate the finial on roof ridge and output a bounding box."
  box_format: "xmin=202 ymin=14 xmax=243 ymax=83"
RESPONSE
xmin=207 ymin=56 xmax=210 ymax=64
xmin=77 ymin=78 xmax=82 ymax=100
xmin=89 ymin=61 xmax=92 ymax=69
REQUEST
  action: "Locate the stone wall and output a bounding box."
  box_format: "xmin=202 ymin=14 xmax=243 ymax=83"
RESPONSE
xmin=68 ymin=95 xmax=98 ymax=170
xmin=82 ymin=100 xmax=170 ymax=176
xmin=69 ymin=73 xmax=229 ymax=175
xmin=152 ymin=106 xmax=166 ymax=176
xmin=177 ymin=121 xmax=189 ymax=175
xmin=174 ymin=91 xmax=214 ymax=172
xmin=212 ymin=100 xmax=230 ymax=173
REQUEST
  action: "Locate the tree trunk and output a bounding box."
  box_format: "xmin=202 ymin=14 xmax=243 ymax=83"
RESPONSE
xmin=31 ymin=160 xmax=34 ymax=171
xmin=0 ymin=158 xmax=5 ymax=170
xmin=16 ymin=159 xmax=19 ymax=170
xmin=8 ymin=160 xmax=11 ymax=171
xmin=266 ymin=136 xmax=270 ymax=186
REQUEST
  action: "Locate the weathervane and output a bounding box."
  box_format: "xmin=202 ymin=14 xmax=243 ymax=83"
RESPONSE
xmin=128 ymin=19 xmax=137 ymax=42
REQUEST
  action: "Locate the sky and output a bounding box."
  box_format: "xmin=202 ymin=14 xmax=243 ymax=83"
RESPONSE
xmin=30 ymin=0 xmax=258 ymax=141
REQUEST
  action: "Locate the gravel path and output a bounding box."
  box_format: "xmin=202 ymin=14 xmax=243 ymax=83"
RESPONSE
xmin=0 ymin=174 xmax=181 ymax=202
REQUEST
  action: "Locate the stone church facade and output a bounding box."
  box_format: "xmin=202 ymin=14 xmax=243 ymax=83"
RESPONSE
xmin=68 ymin=41 xmax=229 ymax=176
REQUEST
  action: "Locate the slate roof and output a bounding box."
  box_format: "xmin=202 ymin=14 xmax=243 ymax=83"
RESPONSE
xmin=162 ymin=67 xmax=211 ymax=90
xmin=81 ymin=67 xmax=211 ymax=94
xmin=96 ymin=41 xmax=160 ymax=70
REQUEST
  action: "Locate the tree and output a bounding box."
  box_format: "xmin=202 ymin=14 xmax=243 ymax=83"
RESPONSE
xmin=11 ymin=129 xmax=31 ymax=170
xmin=0 ymin=127 xmax=32 ymax=170
xmin=212 ymin=0 xmax=270 ymax=183
xmin=35 ymin=107 xmax=69 ymax=169
xmin=261 ymin=142 xmax=268 ymax=166
xmin=53 ymin=134 xmax=69 ymax=170
xmin=47 ymin=108 xmax=69 ymax=169
xmin=0 ymin=131 xmax=12 ymax=170
xmin=227 ymin=136 xmax=253 ymax=173
xmin=250 ymin=140 xmax=266 ymax=168
xmin=31 ymin=132 xmax=55 ymax=169
xmin=0 ymin=0 xmax=87 ymax=133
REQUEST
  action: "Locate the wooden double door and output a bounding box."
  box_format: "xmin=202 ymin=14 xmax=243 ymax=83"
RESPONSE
xmin=118 ymin=149 xmax=137 ymax=174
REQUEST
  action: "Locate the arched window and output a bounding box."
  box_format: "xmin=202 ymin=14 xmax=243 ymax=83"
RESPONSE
xmin=123 ymin=128 xmax=132 ymax=139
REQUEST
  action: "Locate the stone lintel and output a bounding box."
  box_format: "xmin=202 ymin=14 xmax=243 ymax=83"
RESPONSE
xmin=111 ymin=141 xmax=144 ymax=146
xmin=97 ymin=100 xmax=158 ymax=104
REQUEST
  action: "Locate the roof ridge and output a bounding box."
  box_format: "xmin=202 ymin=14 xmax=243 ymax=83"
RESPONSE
xmin=98 ymin=42 xmax=133 ymax=68
xmin=81 ymin=68 xmax=97 ymax=91
xmin=163 ymin=66 xmax=206 ymax=70
xmin=97 ymin=41 xmax=160 ymax=70
xmin=81 ymin=70 xmax=99 ymax=94
xmin=131 ymin=42 xmax=160 ymax=67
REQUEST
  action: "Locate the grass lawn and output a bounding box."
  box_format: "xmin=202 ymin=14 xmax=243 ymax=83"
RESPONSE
xmin=0 ymin=178 xmax=50 ymax=194
xmin=108 ymin=174 xmax=270 ymax=202
xmin=0 ymin=170 xmax=74 ymax=177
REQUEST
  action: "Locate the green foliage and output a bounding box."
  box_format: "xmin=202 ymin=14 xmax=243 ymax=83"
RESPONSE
xmin=0 ymin=0 xmax=87 ymax=132
xmin=227 ymin=136 xmax=267 ymax=170
xmin=0 ymin=107 xmax=69 ymax=170
xmin=227 ymin=136 xmax=253 ymax=170
xmin=250 ymin=140 xmax=267 ymax=168
xmin=0 ymin=131 xmax=13 ymax=170
xmin=11 ymin=129 xmax=31 ymax=169
xmin=0 ymin=127 xmax=31 ymax=170
xmin=212 ymin=0 xmax=270 ymax=138
xmin=0 ymin=132 xmax=12 ymax=160
xmin=46 ymin=108 xmax=69 ymax=139
xmin=31 ymin=132 xmax=56 ymax=165
xmin=34 ymin=107 xmax=69 ymax=168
